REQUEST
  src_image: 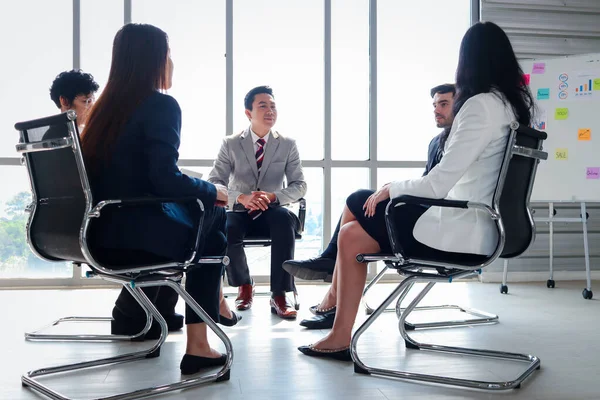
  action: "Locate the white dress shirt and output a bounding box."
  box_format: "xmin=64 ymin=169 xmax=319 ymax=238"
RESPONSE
xmin=389 ymin=92 xmax=515 ymax=255
xmin=250 ymin=128 xmax=270 ymax=153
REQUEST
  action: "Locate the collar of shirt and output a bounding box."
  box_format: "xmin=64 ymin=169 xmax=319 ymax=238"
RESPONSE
xmin=250 ymin=129 xmax=270 ymax=145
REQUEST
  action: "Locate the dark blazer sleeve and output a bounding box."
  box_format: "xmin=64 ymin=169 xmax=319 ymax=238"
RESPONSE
xmin=142 ymin=94 xmax=217 ymax=206
xmin=423 ymin=133 xmax=442 ymax=177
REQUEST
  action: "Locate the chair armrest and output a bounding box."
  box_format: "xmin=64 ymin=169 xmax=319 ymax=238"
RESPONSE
xmin=384 ymin=196 xmax=502 ymax=270
xmin=392 ymin=195 xmax=468 ymax=209
xmin=297 ymin=198 xmax=306 ymax=233
xmin=228 ymin=197 xmax=306 ymax=234
xmin=512 ymin=121 xmax=547 ymax=140
xmin=87 ymin=196 xmax=205 ymax=265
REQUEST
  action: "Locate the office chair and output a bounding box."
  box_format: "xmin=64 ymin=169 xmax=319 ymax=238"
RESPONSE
xmin=352 ymin=122 xmax=548 ymax=391
xmin=16 ymin=111 xmax=233 ymax=400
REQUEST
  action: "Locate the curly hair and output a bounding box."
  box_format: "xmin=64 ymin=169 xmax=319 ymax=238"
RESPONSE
xmin=49 ymin=69 xmax=99 ymax=108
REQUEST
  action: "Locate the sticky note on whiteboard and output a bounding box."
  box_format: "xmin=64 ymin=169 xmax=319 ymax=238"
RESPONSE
xmin=587 ymin=167 xmax=600 ymax=179
xmin=578 ymin=128 xmax=591 ymax=140
xmin=594 ymin=78 xmax=600 ymax=91
xmin=537 ymin=88 xmax=550 ymax=100
xmin=555 ymin=108 xmax=568 ymax=120
xmin=532 ymin=63 xmax=546 ymax=74
xmin=555 ymin=149 xmax=568 ymax=160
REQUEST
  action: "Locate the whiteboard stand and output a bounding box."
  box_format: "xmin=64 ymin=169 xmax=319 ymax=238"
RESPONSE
xmin=501 ymin=202 xmax=593 ymax=299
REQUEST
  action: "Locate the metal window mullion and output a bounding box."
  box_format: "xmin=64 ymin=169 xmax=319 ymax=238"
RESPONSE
xmin=73 ymin=0 xmax=80 ymax=69
xmin=323 ymin=0 xmax=332 ymax=250
xmin=226 ymin=0 xmax=233 ymax=136
xmin=368 ymin=0 xmax=378 ymax=277
xmin=470 ymin=0 xmax=480 ymax=25
xmin=369 ymin=0 xmax=377 ymax=191
xmin=124 ymin=0 xmax=132 ymax=24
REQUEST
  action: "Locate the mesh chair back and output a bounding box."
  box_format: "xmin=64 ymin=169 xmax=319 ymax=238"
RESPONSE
xmin=15 ymin=112 xmax=91 ymax=263
xmin=493 ymin=124 xmax=547 ymax=258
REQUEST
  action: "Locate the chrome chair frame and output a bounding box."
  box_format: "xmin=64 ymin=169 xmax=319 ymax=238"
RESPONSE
xmin=351 ymin=121 xmax=547 ymax=390
xmin=362 ymin=265 xmax=498 ymax=330
xmin=16 ymin=111 xmax=233 ymax=399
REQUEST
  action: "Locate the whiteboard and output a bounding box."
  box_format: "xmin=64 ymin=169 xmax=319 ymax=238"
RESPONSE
xmin=520 ymin=53 xmax=600 ymax=202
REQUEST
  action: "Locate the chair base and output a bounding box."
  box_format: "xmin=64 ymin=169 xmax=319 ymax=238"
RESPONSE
xmin=24 ymin=315 xmax=151 ymax=342
xmin=22 ymin=277 xmax=233 ymax=400
xmin=351 ymin=272 xmax=540 ymax=391
xmin=363 ymin=265 xmax=499 ymax=330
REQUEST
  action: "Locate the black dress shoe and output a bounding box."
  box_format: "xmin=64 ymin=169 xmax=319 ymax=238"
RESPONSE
xmin=111 ymin=308 xmax=183 ymax=341
xmin=282 ymin=257 xmax=335 ymax=282
xmin=219 ymin=311 xmax=242 ymax=327
xmin=299 ymin=313 xmax=335 ymax=329
xmin=164 ymin=313 xmax=184 ymax=331
xmin=309 ymin=304 xmax=337 ymax=316
xmin=111 ymin=318 xmax=162 ymax=341
xmin=298 ymin=345 xmax=352 ymax=362
xmin=180 ymin=353 xmax=228 ymax=375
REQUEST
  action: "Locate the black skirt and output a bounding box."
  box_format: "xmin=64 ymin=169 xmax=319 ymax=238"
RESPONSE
xmin=345 ymin=189 xmax=428 ymax=254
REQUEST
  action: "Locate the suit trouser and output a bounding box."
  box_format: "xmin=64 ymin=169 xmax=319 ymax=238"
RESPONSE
xmin=225 ymin=206 xmax=298 ymax=293
xmin=110 ymin=206 xmax=228 ymax=324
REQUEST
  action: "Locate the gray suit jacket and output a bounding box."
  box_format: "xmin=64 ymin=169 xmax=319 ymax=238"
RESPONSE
xmin=208 ymin=127 xmax=307 ymax=209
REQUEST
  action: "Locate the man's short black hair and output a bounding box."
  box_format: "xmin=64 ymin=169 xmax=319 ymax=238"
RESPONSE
xmin=49 ymin=69 xmax=100 ymax=108
xmin=244 ymin=85 xmax=274 ymax=111
xmin=430 ymin=83 xmax=456 ymax=98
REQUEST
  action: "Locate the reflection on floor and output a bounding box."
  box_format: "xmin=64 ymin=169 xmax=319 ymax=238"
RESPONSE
xmin=1 ymin=280 xmax=598 ymax=400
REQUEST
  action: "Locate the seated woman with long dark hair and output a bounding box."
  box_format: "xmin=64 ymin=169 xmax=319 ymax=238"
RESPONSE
xmin=81 ymin=23 xmax=234 ymax=374
xmin=298 ymin=21 xmax=535 ymax=360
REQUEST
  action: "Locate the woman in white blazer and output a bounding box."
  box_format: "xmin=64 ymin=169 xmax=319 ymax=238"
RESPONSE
xmin=298 ymin=21 xmax=535 ymax=361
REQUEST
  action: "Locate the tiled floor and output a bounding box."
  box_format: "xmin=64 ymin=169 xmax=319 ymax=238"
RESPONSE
xmin=1 ymin=279 xmax=598 ymax=399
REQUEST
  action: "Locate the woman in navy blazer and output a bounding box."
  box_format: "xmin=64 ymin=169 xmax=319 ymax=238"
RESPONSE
xmin=298 ymin=22 xmax=536 ymax=360
xmin=82 ymin=23 xmax=231 ymax=374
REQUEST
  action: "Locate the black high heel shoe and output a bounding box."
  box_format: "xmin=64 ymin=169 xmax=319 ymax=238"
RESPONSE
xmin=219 ymin=311 xmax=242 ymax=327
xmin=180 ymin=353 xmax=228 ymax=375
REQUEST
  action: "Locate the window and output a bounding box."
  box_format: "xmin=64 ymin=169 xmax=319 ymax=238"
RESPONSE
xmin=233 ymin=0 xmax=324 ymax=161
xmin=0 ymin=0 xmax=72 ymax=157
xmin=378 ymin=168 xmax=424 ymax=186
xmin=331 ymin=0 xmax=369 ymax=160
xmin=81 ymin=0 xmax=124 ymax=94
xmin=377 ymin=0 xmax=470 ymax=161
xmin=0 ymin=166 xmax=71 ymax=278
xmin=133 ymin=1 xmax=226 ymax=160
xmin=331 ymin=168 xmax=369 ymax=233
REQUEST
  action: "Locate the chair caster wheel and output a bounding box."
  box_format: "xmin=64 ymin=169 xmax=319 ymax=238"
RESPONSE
xmin=546 ymin=279 xmax=555 ymax=288
xmin=583 ymin=288 xmax=593 ymax=300
xmin=216 ymin=369 xmax=231 ymax=382
xmin=500 ymin=284 xmax=508 ymax=294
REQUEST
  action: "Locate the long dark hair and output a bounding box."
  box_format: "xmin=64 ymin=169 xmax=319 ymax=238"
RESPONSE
xmin=81 ymin=23 xmax=169 ymax=174
xmin=453 ymin=22 xmax=534 ymax=126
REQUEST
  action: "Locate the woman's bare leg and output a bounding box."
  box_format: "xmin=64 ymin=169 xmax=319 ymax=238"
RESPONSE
xmin=186 ymin=323 xmax=223 ymax=358
xmin=218 ymin=284 xmax=233 ymax=319
xmin=312 ymin=221 xmax=379 ymax=349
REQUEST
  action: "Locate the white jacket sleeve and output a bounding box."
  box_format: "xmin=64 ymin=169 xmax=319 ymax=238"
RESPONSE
xmin=389 ymin=95 xmax=496 ymax=200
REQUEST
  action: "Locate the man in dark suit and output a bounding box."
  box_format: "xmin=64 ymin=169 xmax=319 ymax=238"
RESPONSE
xmin=208 ymin=86 xmax=307 ymax=320
xmin=282 ymin=83 xmax=456 ymax=287
xmin=49 ymin=70 xmax=99 ymax=129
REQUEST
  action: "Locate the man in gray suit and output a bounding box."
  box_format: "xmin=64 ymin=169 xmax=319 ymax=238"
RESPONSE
xmin=208 ymin=86 xmax=307 ymax=319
